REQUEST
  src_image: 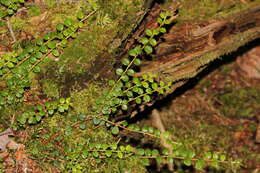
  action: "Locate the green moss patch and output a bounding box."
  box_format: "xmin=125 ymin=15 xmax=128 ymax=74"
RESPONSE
xmin=218 ymin=87 xmax=260 ymax=118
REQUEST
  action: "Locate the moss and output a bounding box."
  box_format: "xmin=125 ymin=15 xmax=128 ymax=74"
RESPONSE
xmin=70 ymin=82 xmax=102 ymax=114
xmin=178 ymin=0 xmax=260 ymax=21
xmin=28 ymin=5 xmax=41 ymax=17
xmin=57 ymin=25 xmax=117 ymax=74
xmin=42 ymin=79 xmax=60 ymax=99
xmin=10 ymin=17 xmax=27 ymax=31
xmin=218 ymin=87 xmax=260 ymax=118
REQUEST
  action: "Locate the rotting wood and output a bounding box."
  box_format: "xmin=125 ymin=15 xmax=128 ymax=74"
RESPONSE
xmin=115 ymin=2 xmax=260 ymax=119
xmin=137 ymin=4 xmax=260 ymax=83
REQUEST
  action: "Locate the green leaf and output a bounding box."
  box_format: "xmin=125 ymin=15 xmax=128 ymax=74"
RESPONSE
xmin=47 ymin=41 xmax=56 ymax=49
xmin=78 ymin=21 xmax=84 ymax=28
xmin=142 ymin=74 xmax=148 ymax=80
xmin=145 ymin=149 xmax=152 ymax=156
xmin=33 ymin=66 xmax=41 ymax=73
xmin=139 ymin=37 xmax=149 ymax=45
xmin=211 ymin=161 xmax=219 ymax=168
xmin=60 ymin=39 xmax=68 ymax=47
xmin=58 ymin=106 xmax=65 ymax=113
xmin=159 ymin=81 xmax=165 ymax=87
xmin=111 ymin=143 xmax=117 ymax=150
xmin=156 ymin=157 xmax=163 ymax=164
xmin=159 ymin=12 xmax=166 ymax=19
xmin=43 ymin=33 xmax=50 ymax=40
xmin=36 ymin=38 xmax=44 ymax=45
xmin=28 ymin=116 xmax=36 ymax=124
xmin=184 ymin=158 xmax=192 ymax=166
xmin=82 ymin=151 xmax=89 ymax=158
xmin=59 ymin=98 xmax=65 ymax=104
xmin=79 ymin=123 xmax=86 ymax=130
xmin=145 ymin=29 xmax=153 ymax=36
xmin=121 ymin=58 xmax=130 ymax=66
xmin=64 ymin=18 xmax=73 ymax=27
xmin=165 ymin=19 xmax=171 ymax=25
xmin=76 ymin=11 xmax=84 ymax=20
xmin=162 ymin=148 xmax=169 ymax=155
xmin=79 ymin=114 xmax=86 ymax=121
xmin=92 ymin=151 xmax=99 ymax=158
xmin=204 ymin=152 xmax=212 ymax=159
xmin=17 ymin=117 xmax=27 ymax=124
xmin=195 ymin=159 xmax=205 ymax=170
xmin=157 ymin=18 xmax=163 ymax=25
xmin=153 ymin=29 xmax=160 ymax=35
xmin=117 ymin=152 xmax=123 ymax=159
xmin=48 ymin=109 xmax=54 ymax=115
xmin=133 ymin=46 xmax=142 ymax=55
xmin=141 ymin=81 xmax=149 ymax=88
xmin=105 ymin=150 xmax=112 ymax=157
xmin=142 ymin=158 xmax=150 ymax=166
xmin=144 ymin=45 xmax=153 ymax=54
xmin=213 ymin=153 xmax=219 ymax=160
xmin=220 ymin=155 xmax=226 ymax=161
xmin=62 ymin=30 xmax=69 ymax=37
xmin=116 ymin=68 xmax=123 ymax=76
xmin=133 ymin=58 xmax=141 ymax=66
xmin=142 ymin=126 xmax=149 ymax=133
xmin=108 ymin=80 xmax=115 ymax=86
xmin=152 ymin=83 xmax=158 ymax=90
xmin=111 ymin=126 xmax=119 ymax=135
xmin=52 ymin=49 xmax=60 ymax=57
xmin=121 ymin=75 xmax=129 ymax=82
xmin=160 ymin=27 xmax=167 ymax=33
xmin=93 ymin=117 xmax=101 ymax=125
xmin=127 ymin=69 xmax=135 ymax=76
xmin=66 ymin=98 xmax=71 ymax=104
xmin=56 ymin=24 xmax=64 ymax=31
xmin=126 ymin=145 xmax=132 ymax=152
xmin=187 ymin=150 xmax=196 ymax=158
xmin=119 ymin=146 xmax=125 ymax=152
xmin=152 ymin=149 xmax=159 ymax=156
xmin=154 ymin=129 xmax=161 ymax=136
xmin=29 ymin=57 xmax=37 ymax=64
xmin=121 ymin=104 xmax=128 ymax=111
xmin=128 ymin=49 xmax=137 ymax=57
xmin=149 ymin=38 xmax=157 ymax=46
xmin=40 ymin=46 xmax=48 ymax=53
xmin=135 ymin=98 xmax=142 ymax=104
xmin=126 ymin=91 xmax=133 ymax=98
xmin=34 ymin=52 xmax=43 ymax=59
xmin=137 ymin=148 xmax=145 ymax=156
xmin=137 ymin=88 xmax=144 ymax=94
xmin=7 ymin=62 xmax=14 ymax=68
xmin=143 ymin=95 xmax=151 ymax=102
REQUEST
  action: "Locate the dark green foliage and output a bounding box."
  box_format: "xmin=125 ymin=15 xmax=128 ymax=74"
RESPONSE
xmin=16 ymin=97 xmax=71 ymax=126
xmin=0 ymin=0 xmax=26 ymax=18
xmin=0 ymin=11 xmax=88 ymax=112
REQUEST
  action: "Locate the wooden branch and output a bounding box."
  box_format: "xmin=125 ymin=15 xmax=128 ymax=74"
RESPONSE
xmin=137 ymin=3 xmax=260 ymax=90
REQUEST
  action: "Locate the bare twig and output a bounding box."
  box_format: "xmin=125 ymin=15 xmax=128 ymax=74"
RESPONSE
xmin=6 ymin=18 xmax=16 ymax=43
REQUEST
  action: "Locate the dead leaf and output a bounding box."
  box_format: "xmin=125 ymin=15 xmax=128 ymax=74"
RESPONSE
xmin=237 ymin=46 xmax=260 ymax=79
xmin=0 ymin=128 xmax=23 ymax=155
xmin=0 ymin=128 xmax=14 ymax=152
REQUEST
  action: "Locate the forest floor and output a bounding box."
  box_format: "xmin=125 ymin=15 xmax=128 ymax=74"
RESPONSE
xmin=0 ymin=0 xmax=259 ymax=172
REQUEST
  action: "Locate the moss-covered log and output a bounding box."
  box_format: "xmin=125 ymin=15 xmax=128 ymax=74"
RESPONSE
xmin=114 ymin=1 xmax=260 ymax=118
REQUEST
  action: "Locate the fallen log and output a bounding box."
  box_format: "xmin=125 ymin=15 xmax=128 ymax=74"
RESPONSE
xmin=117 ymin=1 xmax=260 ymax=118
